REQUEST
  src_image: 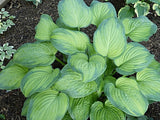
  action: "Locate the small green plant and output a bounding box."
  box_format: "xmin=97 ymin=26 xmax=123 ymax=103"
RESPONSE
xmin=0 ymin=114 xmax=5 ymax=120
xmin=0 ymin=8 xmax=15 ymax=34
xmin=25 ymin=0 xmax=42 ymax=6
xmin=0 ymin=43 xmax=16 ymax=69
xmin=0 ymin=0 xmax=159 ymax=120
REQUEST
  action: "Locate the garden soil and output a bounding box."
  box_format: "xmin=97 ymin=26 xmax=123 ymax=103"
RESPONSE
xmin=0 ymin=0 xmax=160 ymax=120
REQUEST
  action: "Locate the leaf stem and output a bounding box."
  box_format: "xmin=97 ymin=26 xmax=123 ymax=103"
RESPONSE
xmin=78 ymin=27 xmax=80 ymax=31
xmin=56 ymin=57 xmax=65 ymax=66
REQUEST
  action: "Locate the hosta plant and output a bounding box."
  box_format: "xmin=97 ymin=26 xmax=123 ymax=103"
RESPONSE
xmin=25 ymin=0 xmax=42 ymax=6
xmin=0 ymin=0 xmax=159 ymax=120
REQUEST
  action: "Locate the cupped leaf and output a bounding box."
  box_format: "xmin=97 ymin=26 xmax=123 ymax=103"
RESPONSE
xmin=68 ymin=52 xmax=107 ymax=82
xmin=93 ymin=18 xmax=127 ymax=59
xmin=0 ymin=65 xmax=28 ymax=90
xmin=126 ymin=0 xmax=139 ymax=4
xmin=54 ymin=65 xmax=97 ymax=98
xmin=136 ymin=68 xmax=160 ymax=101
xmin=27 ymin=89 xmax=69 ymax=120
xmin=104 ymin=77 xmax=149 ymax=117
xmin=134 ymin=1 xmax=150 ymax=17
xmin=122 ymin=16 xmax=157 ymax=42
xmin=153 ymin=4 xmax=160 ymax=16
xmin=13 ymin=42 xmax=57 ymax=68
xmin=35 ymin=14 xmax=58 ymax=41
xmin=58 ymin=0 xmax=92 ymax=28
xmin=90 ymin=100 xmax=125 ymax=120
xmin=51 ymin=28 xmax=90 ymax=55
xmin=114 ymin=42 xmax=154 ymax=75
xmin=69 ymin=93 xmax=97 ymax=120
xmin=21 ymin=66 xmax=60 ymax=97
xmin=90 ymin=0 xmax=117 ymax=26
xmin=118 ymin=5 xmax=135 ymax=19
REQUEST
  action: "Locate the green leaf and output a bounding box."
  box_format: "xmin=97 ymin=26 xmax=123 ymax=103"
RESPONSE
xmin=150 ymin=0 xmax=160 ymax=4
xmin=51 ymin=28 xmax=90 ymax=55
xmin=122 ymin=16 xmax=157 ymax=42
xmin=118 ymin=5 xmax=135 ymax=19
xmin=68 ymin=52 xmax=106 ymax=82
xmin=13 ymin=42 xmax=57 ymax=68
xmin=126 ymin=0 xmax=139 ymax=4
xmin=104 ymin=58 xmax=116 ymax=76
xmin=114 ymin=42 xmax=154 ymax=75
xmin=93 ymin=18 xmax=127 ymax=59
xmin=153 ymin=4 xmax=160 ymax=16
xmin=90 ymin=100 xmax=126 ymax=120
xmin=136 ymin=68 xmax=160 ymax=101
xmin=0 ymin=65 xmax=28 ymax=90
xmin=62 ymin=112 xmax=72 ymax=120
xmin=104 ymin=76 xmax=116 ymax=85
xmin=27 ymin=89 xmax=69 ymax=120
xmin=54 ymin=65 xmax=97 ymax=98
xmin=104 ymin=77 xmax=149 ymax=117
xmin=90 ymin=0 xmax=117 ymax=26
xmin=134 ymin=1 xmax=150 ymax=17
xmin=69 ymin=93 xmax=97 ymax=120
xmin=21 ymin=66 xmax=60 ymax=97
xmin=58 ymin=0 xmax=92 ymax=28
xmin=35 ymin=14 xmax=58 ymax=41
xmin=148 ymin=59 xmax=160 ymax=73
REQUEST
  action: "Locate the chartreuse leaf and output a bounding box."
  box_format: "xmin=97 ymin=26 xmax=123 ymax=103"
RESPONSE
xmin=0 ymin=65 xmax=28 ymax=90
xmin=22 ymin=96 xmax=33 ymax=116
xmin=104 ymin=77 xmax=149 ymax=117
xmin=126 ymin=0 xmax=138 ymax=4
xmin=134 ymin=1 xmax=150 ymax=17
xmin=27 ymin=89 xmax=69 ymax=120
xmin=114 ymin=42 xmax=154 ymax=75
xmin=153 ymin=4 xmax=160 ymax=16
xmin=122 ymin=16 xmax=157 ymax=42
xmin=58 ymin=0 xmax=91 ymax=28
xmin=35 ymin=14 xmax=58 ymax=41
xmin=148 ymin=59 xmax=160 ymax=73
xmin=51 ymin=28 xmax=90 ymax=55
xmin=136 ymin=68 xmax=160 ymax=101
xmin=93 ymin=18 xmax=127 ymax=59
xmin=90 ymin=0 xmax=117 ymax=26
xmin=150 ymin=0 xmax=160 ymax=4
xmin=90 ymin=100 xmax=125 ymax=120
xmin=118 ymin=5 xmax=135 ymax=19
xmin=68 ymin=52 xmax=106 ymax=82
xmin=68 ymin=93 xmax=97 ymax=120
xmin=54 ymin=65 xmax=97 ymax=98
xmin=13 ymin=42 xmax=57 ymax=68
xmin=21 ymin=66 xmax=60 ymax=97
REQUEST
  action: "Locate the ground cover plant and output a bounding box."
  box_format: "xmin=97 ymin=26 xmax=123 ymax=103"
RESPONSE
xmin=0 ymin=0 xmax=160 ymax=120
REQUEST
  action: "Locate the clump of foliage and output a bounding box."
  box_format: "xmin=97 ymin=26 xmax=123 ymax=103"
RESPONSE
xmin=118 ymin=0 xmax=160 ymax=18
xmin=0 ymin=0 xmax=160 ymax=120
xmin=25 ymin=0 xmax=42 ymax=6
xmin=0 ymin=43 xmax=16 ymax=69
xmin=0 ymin=114 xmax=5 ymax=120
xmin=0 ymin=8 xmax=15 ymax=34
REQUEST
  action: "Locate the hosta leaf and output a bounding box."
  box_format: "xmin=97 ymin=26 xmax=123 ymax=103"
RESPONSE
xmin=93 ymin=18 xmax=127 ymax=59
xmin=51 ymin=28 xmax=90 ymax=55
xmin=104 ymin=77 xmax=149 ymax=117
xmin=69 ymin=93 xmax=97 ymax=120
xmin=148 ymin=59 xmax=160 ymax=73
xmin=35 ymin=14 xmax=58 ymax=41
xmin=0 ymin=65 xmax=28 ymax=90
xmin=22 ymin=96 xmax=33 ymax=116
xmin=21 ymin=66 xmax=60 ymax=97
xmin=153 ymin=4 xmax=160 ymax=16
xmin=58 ymin=0 xmax=92 ymax=28
xmin=126 ymin=0 xmax=139 ymax=4
xmin=27 ymin=89 xmax=69 ymax=120
xmin=62 ymin=112 xmax=72 ymax=120
xmin=150 ymin=0 xmax=160 ymax=4
xmin=118 ymin=5 xmax=135 ymax=19
xmin=114 ymin=42 xmax=154 ymax=75
xmin=13 ymin=42 xmax=57 ymax=68
xmin=54 ymin=65 xmax=97 ymax=98
xmin=136 ymin=68 xmax=160 ymax=101
xmin=68 ymin=52 xmax=106 ymax=82
xmin=90 ymin=0 xmax=117 ymax=26
xmin=90 ymin=100 xmax=125 ymax=120
xmin=122 ymin=16 xmax=157 ymax=42
xmin=134 ymin=1 xmax=150 ymax=17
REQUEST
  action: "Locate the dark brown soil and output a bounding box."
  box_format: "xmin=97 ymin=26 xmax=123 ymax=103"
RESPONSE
xmin=0 ymin=0 xmax=160 ymax=120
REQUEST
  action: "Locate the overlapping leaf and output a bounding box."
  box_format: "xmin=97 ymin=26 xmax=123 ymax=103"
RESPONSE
xmin=153 ymin=4 xmax=160 ymax=16
xmin=27 ymin=89 xmax=69 ymax=120
xmin=150 ymin=0 xmax=160 ymax=4
xmin=118 ymin=5 xmax=134 ymax=19
xmin=51 ymin=28 xmax=90 ymax=55
xmin=93 ymin=18 xmax=127 ymax=59
xmin=13 ymin=42 xmax=57 ymax=68
xmin=126 ymin=0 xmax=138 ymax=4
xmin=114 ymin=42 xmax=154 ymax=75
xmin=21 ymin=66 xmax=60 ymax=97
xmin=58 ymin=0 xmax=92 ymax=28
xmin=90 ymin=0 xmax=117 ymax=26
xmin=104 ymin=77 xmax=149 ymax=117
